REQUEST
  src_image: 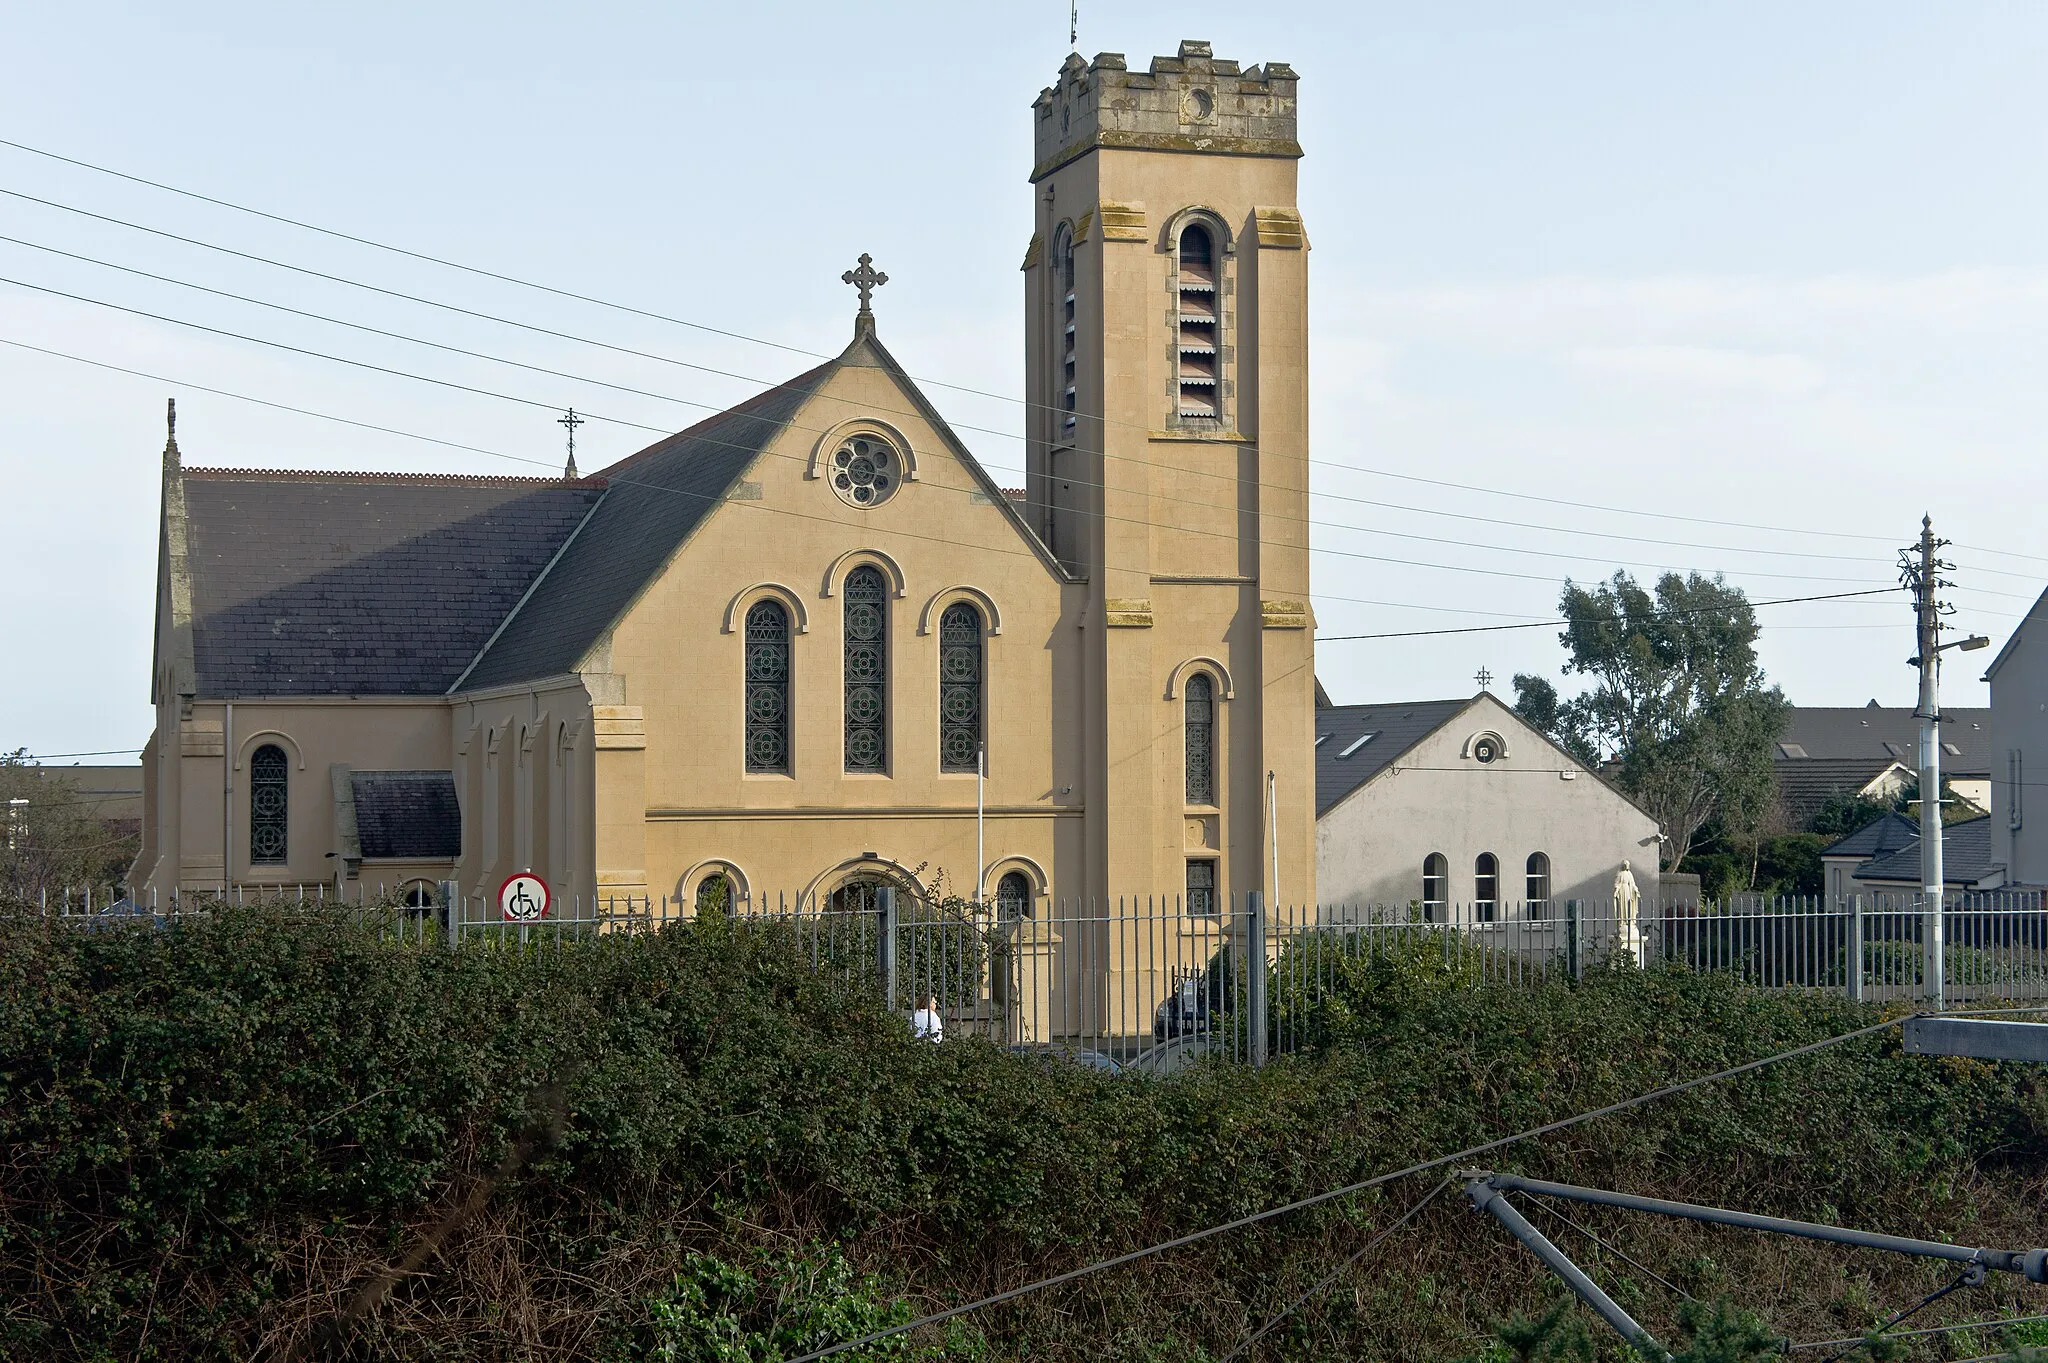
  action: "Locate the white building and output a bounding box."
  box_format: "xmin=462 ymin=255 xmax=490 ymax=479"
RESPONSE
xmin=1986 ymin=586 xmax=2048 ymax=888
xmin=1312 ymin=692 xmax=1661 ymax=917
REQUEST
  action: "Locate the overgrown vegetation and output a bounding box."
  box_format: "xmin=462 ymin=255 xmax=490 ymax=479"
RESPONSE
xmin=0 ymin=751 xmax=139 ymax=900
xmin=3 ymin=904 xmax=2045 ymax=1361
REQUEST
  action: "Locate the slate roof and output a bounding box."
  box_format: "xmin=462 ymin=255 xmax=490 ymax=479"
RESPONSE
xmin=1819 ymin=811 xmax=1921 ymax=861
xmin=183 ymin=470 xmax=602 ymax=697
xmin=1775 ymin=757 xmax=1909 ymax=827
xmin=454 ymin=359 xmax=837 ymax=691
xmin=1778 ymin=704 xmax=1992 ymax=777
xmin=350 ymin=770 xmax=462 ymax=859
xmin=1853 ymin=815 xmax=1996 ymax=886
xmin=1314 ymin=698 xmax=1472 ymax=815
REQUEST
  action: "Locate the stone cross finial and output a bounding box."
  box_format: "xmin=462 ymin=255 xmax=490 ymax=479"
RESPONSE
xmin=558 ymin=407 xmax=584 ymax=480
xmin=163 ymin=396 xmax=181 ymax=471
xmin=842 ymin=253 xmax=888 ymax=314
xmin=1474 ymin=667 xmax=1493 ymax=690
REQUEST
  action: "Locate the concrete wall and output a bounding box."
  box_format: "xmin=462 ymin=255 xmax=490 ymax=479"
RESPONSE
xmin=1990 ymin=594 xmax=2048 ymax=886
xmin=1315 ymin=696 xmax=1660 ymax=915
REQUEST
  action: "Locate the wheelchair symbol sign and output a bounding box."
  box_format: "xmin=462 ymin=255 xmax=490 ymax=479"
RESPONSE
xmin=498 ymin=872 xmax=550 ymax=922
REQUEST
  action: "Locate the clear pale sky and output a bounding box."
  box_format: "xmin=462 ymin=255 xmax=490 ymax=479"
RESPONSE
xmin=4 ymin=2 xmax=2046 ymax=760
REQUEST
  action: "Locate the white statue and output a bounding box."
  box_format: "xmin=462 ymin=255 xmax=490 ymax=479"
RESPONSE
xmin=1613 ymin=859 xmax=1644 ymax=965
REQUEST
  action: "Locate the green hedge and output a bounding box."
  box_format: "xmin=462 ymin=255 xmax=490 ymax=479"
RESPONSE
xmin=1 ymin=907 xmax=2044 ymax=1361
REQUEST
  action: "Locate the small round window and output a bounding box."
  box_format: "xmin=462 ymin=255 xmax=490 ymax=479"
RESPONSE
xmin=830 ymin=434 xmax=900 ymax=508
xmin=1472 ymin=735 xmax=1502 ymax=764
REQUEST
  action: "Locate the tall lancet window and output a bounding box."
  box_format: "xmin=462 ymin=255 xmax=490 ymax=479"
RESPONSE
xmin=843 ymin=566 xmax=888 ymax=772
xmin=1175 ymin=223 xmax=1221 ymax=420
xmin=1184 ymin=673 xmax=1216 ymax=806
xmin=1055 ymin=224 xmax=1078 ymax=433
xmin=938 ymin=601 xmax=984 ymax=772
xmin=744 ymin=600 xmax=791 ymax=774
xmin=249 ymin=744 xmax=288 ymax=865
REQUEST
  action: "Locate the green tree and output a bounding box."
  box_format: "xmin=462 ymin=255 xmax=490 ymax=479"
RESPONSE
xmin=1512 ymin=572 xmax=1790 ymax=870
xmin=0 ymin=752 xmax=138 ymax=901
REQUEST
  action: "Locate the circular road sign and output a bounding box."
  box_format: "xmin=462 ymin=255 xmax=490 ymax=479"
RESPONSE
xmin=498 ymin=872 xmax=550 ymax=922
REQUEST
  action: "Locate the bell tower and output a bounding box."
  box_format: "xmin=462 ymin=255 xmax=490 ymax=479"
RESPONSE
xmin=1024 ymin=41 xmax=1315 ymax=909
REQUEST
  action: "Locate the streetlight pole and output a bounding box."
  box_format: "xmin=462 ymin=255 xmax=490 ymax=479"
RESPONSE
xmin=1903 ymin=515 xmax=1991 ymax=1011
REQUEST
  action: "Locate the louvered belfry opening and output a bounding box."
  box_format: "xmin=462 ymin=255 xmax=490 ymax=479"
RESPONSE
xmin=1057 ymin=227 xmax=1078 ymax=433
xmin=1175 ymin=223 xmax=1220 ymax=420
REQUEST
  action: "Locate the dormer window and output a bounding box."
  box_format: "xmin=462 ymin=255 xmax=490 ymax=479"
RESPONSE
xmin=1176 ymin=223 xmax=1220 ymax=420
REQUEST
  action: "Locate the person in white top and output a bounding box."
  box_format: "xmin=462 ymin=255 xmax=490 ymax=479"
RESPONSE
xmin=911 ymin=993 xmax=944 ymax=1044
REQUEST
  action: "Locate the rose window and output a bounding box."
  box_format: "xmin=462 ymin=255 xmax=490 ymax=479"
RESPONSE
xmin=830 ymin=434 xmax=899 ymax=508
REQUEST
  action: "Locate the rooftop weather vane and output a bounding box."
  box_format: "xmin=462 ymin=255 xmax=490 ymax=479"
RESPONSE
xmin=1475 ymin=667 xmax=1494 ymax=690
xmin=1070 ymin=0 xmax=1077 ymax=49
xmin=558 ymin=407 xmax=584 ymax=480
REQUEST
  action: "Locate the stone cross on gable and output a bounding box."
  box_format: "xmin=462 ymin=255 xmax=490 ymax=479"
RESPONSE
xmin=1474 ymin=667 xmax=1494 ymax=690
xmin=842 ymin=253 xmax=888 ymax=314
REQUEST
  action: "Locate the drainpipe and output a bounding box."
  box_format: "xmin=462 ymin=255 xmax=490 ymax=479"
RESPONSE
xmin=222 ymin=701 xmax=233 ymax=895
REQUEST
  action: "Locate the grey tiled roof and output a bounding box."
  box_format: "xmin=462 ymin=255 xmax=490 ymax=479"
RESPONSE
xmin=1776 ymin=757 xmax=1907 ymax=826
xmin=1778 ymin=704 xmax=1992 ymax=777
xmin=1853 ymin=816 xmax=1996 ymax=886
xmin=456 ymin=360 xmax=835 ymax=691
xmin=1314 ymin=698 xmax=1473 ymax=816
xmin=184 ymin=471 xmax=602 ymax=697
xmin=1820 ymin=811 xmax=1920 ymax=860
xmin=350 ymin=770 xmax=461 ymax=859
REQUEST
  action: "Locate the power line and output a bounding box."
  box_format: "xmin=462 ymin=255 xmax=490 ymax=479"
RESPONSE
xmin=0 ymin=310 xmax=1908 ymax=598
xmin=0 ymin=236 xmax=1920 ymax=590
xmin=780 ymin=1014 xmax=1907 ymax=1362
xmin=1314 ymin=587 xmax=1905 ymax=642
xmin=0 ymin=192 xmax=1987 ymax=579
xmin=6 ymin=140 xmax=2043 ymax=571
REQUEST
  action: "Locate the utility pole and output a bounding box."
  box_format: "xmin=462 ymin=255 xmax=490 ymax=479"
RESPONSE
xmin=1901 ymin=516 xmax=1990 ymax=1010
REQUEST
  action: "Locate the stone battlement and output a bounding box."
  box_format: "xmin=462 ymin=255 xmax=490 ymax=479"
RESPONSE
xmin=1031 ymin=40 xmax=1300 ymax=182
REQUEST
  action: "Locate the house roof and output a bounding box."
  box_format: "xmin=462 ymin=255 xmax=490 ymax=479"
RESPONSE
xmin=455 ymin=360 xmax=834 ymax=691
xmin=1775 ymin=757 xmax=1910 ymax=826
xmin=350 ymin=770 xmax=461 ymax=859
xmin=180 ymin=470 xmax=603 ymax=697
xmin=1313 ymin=698 xmax=1475 ymax=816
xmin=1777 ymin=704 xmax=1992 ymax=777
xmin=1853 ymin=815 xmax=1997 ymax=886
xmin=1984 ymin=584 xmax=2048 ymax=682
xmin=1820 ymin=811 xmax=1921 ymax=861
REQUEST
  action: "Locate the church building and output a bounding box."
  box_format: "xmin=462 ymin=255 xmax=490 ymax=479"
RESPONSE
xmin=130 ymin=40 xmax=1317 ymax=918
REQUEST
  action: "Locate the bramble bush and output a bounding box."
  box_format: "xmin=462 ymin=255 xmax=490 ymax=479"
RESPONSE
xmin=1 ymin=903 xmax=2044 ymax=1360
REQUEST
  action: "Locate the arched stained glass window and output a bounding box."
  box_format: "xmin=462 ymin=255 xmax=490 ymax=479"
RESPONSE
xmin=939 ymin=601 xmax=984 ymax=773
xmin=1526 ymin=853 xmax=1551 ymax=920
xmin=1184 ymin=672 xmax=1216 ymax=806
xmin=1422 ymin=852 xmax=1449 ymax=922
xmin=843 ymin=566 xmax=888 ymax=772
xmin=744 ymin=600 xmax=791 ymax=774
xmin=696 ymin=872 xmax=735 ymax=917
xmin=996 ymin=870 xmax=1031 ymax=920
xmin=249 ymin=743 xmax=288 ymax=864
xmin=1475 ymin=852 xmax=1500 ymax=923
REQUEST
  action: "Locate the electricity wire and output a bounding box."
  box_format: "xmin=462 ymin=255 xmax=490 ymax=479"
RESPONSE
xmin=5 ymin=138 xmax=2041 ymax=570
xmin=1789 ymin=1313 xmax=2048 ymax=1352
xmin=1817 ymin=1266 xmax=1981 ymax=1363
xmin=1218 ymin=1175 xmax=1455 ymax=1362
xmin=1 ymin=195 xmax=2002 ymax=579
xmin=779 ymin=1014 xmax=1906 ymax=1362
xmin=0 ymin=255 xmax=1918 ymax=592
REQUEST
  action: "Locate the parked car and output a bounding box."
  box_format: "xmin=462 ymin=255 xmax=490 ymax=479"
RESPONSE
xmin=1153 ymin=974 xmax=1212 ymax=1041
xmin=1006 ymin=1044 xmax=1124 ymax=1075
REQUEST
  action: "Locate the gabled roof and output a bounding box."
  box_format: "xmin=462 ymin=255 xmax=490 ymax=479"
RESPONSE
xmin=454 ymin=327 xmax=1066 ymax=694
xmin=1984 ymin=584 xmax=2048 ymax=682
xmin=180 ymin=469 xmax=602 ymax=697
xmin=1777 ymin=704 xmax=1992 ymax=777
xmin=454 ymin=361 xmax=833 ymax=691
xmin=1776 ymin=757 xmax=1909 ymax=827
xmin=1820 ymin=811 xmax=1920 ymax=861
xmin=1854 ymin=815 xmax=1996 ymax=886
xmin=1313 ymin=697 xmax=1476 ymax=816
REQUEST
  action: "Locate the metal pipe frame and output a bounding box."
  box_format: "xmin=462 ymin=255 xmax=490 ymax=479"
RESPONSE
xmin=1463 ymin=1176 xmax=1668 ymax=1360
xmin=1477 ymin=1173 xmax=2048 ymax=1283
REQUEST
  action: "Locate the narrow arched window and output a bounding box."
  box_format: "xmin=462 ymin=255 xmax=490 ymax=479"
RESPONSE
xmin=996 ymin=870 xmax=1031 ymax=919
xmin=1422 ymin=853 xmax=1448 ymax=922
xmin=1184 ymin=672 xmax=1216 ymax=806
xmin=843 ymin=566 xmax=888 ymax=772
xmin=744 ymin=600 xmax=791 ymax=774
xmin=1526 ymin=853 xmax=1551 ymax=920
xmin=1054 ymin=224 xmax=1077 ymax=434
xmin=249 ymin=744 xmax=288 ymax=865
xmin=696 ymin=872 xmax=735 ymax=917
xmin=1475 ymin=852 xmax=1500 ymax=923
xmin=1176 ymin=223 xmax=1220 ymax=420
xmin=939 ymin=602 xmax=984 ymax=773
